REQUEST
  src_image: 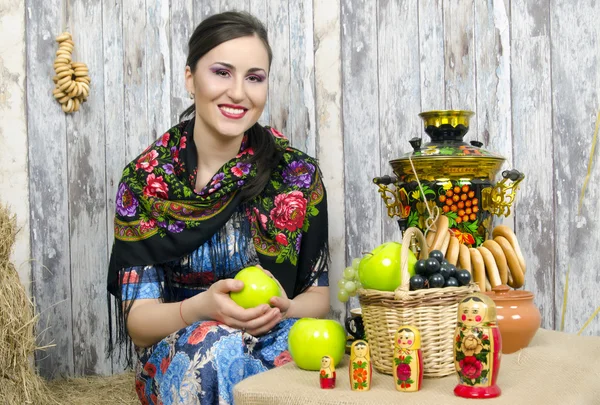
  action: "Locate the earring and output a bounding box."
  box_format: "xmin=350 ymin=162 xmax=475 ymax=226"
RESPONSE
xmin=189 ymin=92 xmax=194 ymax=99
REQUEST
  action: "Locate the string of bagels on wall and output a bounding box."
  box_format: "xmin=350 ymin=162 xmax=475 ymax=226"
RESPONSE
xmin=52 ymin=31 xmax=91 ymax=114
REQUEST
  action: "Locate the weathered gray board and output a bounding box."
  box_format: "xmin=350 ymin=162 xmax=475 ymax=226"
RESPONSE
xmin=23 ymin=0 xmax=599 ymax=377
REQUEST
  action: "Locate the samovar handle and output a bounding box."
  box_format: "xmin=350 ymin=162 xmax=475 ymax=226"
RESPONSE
xmin=481 ymin=169 xmax=525 ymax=217
xmin=502 ymin=169 xmax=525 ymax=182
xmin=373 ymin=175 xmax=398 ymax=185
xmin=372 ymin=175 xmax=410 ymax=233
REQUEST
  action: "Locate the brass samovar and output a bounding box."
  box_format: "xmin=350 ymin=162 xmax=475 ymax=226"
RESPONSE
xmin=374 ymin=110 xmax=524 ymax=246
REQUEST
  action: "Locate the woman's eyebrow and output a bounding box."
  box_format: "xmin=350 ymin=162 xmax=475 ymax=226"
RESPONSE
xmin=213 ymin=61 xmax=266 ymax=74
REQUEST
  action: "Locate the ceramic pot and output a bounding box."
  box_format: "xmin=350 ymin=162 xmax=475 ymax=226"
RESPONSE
xmin=484 ymin=284 xmax=541 ymax=354
xmin=373 ymin=110 xmax=525 ymax=247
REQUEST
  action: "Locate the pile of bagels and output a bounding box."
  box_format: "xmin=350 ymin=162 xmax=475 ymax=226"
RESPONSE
xmin=52 ymin=32 xmax=91 ymax=113
xmin=424 ymin=215 xmax=526 ymax=292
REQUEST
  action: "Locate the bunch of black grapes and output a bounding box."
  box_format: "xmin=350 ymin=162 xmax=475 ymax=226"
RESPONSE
xmin=410 ymin=250 xmax=472 ymax=290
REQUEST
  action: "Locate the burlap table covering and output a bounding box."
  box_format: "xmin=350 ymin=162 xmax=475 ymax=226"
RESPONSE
xmin=234 ymin=329 xmax=600 ymax=404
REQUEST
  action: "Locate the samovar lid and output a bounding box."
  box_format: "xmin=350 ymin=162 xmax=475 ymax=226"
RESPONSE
xmin=391 ymin=110 xmax=505 ymax=182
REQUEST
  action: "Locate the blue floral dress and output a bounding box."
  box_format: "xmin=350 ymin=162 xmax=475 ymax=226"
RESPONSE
xmin=122 ymin=216 xmax=328 ymax=405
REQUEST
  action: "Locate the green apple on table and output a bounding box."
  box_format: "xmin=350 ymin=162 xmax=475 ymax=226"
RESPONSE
xmin=288 ymin=318 xmax=346 ymax=370
xmin=358 ymin=241 xmax=417 ymax=291
xmin=229 ymin=265 xmax=281 ymax=309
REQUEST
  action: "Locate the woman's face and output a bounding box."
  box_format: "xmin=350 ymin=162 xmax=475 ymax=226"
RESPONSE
xmin=185 ymin=35 xmax=269 ymax=139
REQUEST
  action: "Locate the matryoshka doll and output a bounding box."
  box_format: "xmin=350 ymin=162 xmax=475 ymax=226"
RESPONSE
xmin=393 ymin=325 xmax=423 ymax=392
xmin=319 ymin=355 xmax=336 ymax=389
xmin=454 ymin=293 xmax=502 ymax=398
xmin=349 ymin=340 xmax=372 ymax=391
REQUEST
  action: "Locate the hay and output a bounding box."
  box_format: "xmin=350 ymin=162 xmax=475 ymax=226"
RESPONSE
xmin=0 ymin=203 xmax=139 ymax=404
xmin=46 ymin=372 xmax=138 ymax=405
xmin=0 ymin=204 xmax=57 ymax=404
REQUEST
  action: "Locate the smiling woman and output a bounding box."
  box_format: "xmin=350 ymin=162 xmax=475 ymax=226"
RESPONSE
xmin=185 ymin=36 xmax=268 ymax=141
xmin=106 ymin=11 xmax=331 ymax=405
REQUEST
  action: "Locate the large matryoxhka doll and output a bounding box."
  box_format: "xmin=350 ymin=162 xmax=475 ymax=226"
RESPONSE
xmin=454 ymin=293 xmax=502 ymax=398
xmin=393 ymin=325 xmax=423 ymax=392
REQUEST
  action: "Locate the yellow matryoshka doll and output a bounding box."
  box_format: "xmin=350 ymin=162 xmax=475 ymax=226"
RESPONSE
xmin=454 ymin=293 xmax=502 ymax=398
xmin=393 ymin=325 xmax=423 ymax=392
xmin=349 ymin=340 xmax=372 ymax=391
xmin=319 ymin=355 xmax=336 ymax=389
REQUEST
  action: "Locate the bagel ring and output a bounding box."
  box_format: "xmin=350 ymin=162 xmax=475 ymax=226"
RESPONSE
xmin=446 ymin=236 xmax=460 ymax=266
xmin=469 ymin=248 xmax=486 ymax=292
xmin=482 ymin=239 xmax=510 ymax=285
xmin=458 ymin=243 xmax=472 ymax=273
xmin=507 ymin=269 xmax=514 ymax=285
xmin=492 ymin=225 xmax=526 ymax=273
xmin=439 ymin=231 xmax=451 ymax=256
xmin=477 ymin=246 xmax=502 ymax=289
xmin=430 ymin=215 xmax=449 ymax=251
xmin=426 ymin=228 xmax=437 ymax=248
xmin=494 ymin=235 xmax=525 ymax=288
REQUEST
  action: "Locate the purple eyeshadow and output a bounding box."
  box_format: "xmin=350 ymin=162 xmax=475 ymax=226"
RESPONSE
xmin=210 ymin=65 xmax=228 ymax=74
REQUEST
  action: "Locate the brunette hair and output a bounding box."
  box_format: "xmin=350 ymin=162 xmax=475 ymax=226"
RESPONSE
xmin=180 ymin=11 xmax=281 ymax=202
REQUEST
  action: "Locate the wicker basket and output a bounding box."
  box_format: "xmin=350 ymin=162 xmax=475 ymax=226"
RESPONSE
xmin=358 ymin=227 xmax=478 ymax=378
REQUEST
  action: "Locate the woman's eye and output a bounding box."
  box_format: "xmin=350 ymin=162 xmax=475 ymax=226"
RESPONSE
xmin=247 ymin=75 xmax=264 ymax=83
xmin=215 ymin=70 xmax=230 ymax=77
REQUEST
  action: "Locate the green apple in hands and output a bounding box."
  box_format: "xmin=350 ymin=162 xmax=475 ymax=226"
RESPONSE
xmin=229 ymin=266 xmax=281 ymax=309
xmin=288 ymin=318 xmax=346 ymax=370
xmin=358 ymin=241 xmax=417 ymax=291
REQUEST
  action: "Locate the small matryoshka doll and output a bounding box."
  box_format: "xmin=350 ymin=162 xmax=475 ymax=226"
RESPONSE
xmin=393 ymin=325 xmax=423 ymax=392
xmin=349 ymin=340 xmax=372 ymax=391
xmin=319 ymin=355 xmax=336 ymax=389
xmin=454 ymin=293 xmax=502 ymax=399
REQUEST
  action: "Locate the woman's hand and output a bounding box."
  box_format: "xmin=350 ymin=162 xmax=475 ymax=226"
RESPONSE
xmin=261 ymin=269 xmax=293 ymax=319
xmin=197 ymin=278 xmax=283 ymax=336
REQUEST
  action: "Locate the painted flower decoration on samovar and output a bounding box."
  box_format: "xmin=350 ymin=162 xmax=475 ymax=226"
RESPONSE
xmin=374 ymin=110 xmax=524 ymax=247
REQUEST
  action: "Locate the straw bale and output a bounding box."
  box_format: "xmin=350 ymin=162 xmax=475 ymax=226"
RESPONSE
xmin=0 ymin=204 xmax=57 ymax=404
xmin=0 ymin=203 xmax=140 ymax=404
xmin=0 ymin=202 xmax=15 ymax=262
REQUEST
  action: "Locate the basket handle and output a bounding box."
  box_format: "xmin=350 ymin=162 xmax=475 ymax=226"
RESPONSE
xmin=398 ymin=227 xmax=429 ymax=291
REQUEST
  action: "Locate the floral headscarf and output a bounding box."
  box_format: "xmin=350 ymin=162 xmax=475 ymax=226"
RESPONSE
xmin=107 ymin=118 xmax=329 ymax=302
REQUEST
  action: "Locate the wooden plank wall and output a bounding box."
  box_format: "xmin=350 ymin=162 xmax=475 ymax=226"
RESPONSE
xmin=20 ymin=0 xmax=599 ymax=378
xmin=27 ymin=0 xmax=74 ymax=378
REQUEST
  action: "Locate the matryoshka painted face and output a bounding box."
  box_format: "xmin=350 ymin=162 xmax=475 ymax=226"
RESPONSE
xmin=460 ymin=298 xmax=488 ymax=326
xmin=321 ymin=356 xmax=332 ymax=369
xmin=353 ymin=342 xmax=369 ymax=358
xmin=397 ymin=330 xmax=416 ymax=348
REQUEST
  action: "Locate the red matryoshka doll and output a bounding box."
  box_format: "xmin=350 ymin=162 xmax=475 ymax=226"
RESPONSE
xmin=349 ymin=340 xmax=372 ymax=391
xmin=454 ymin=293 xmax=502 ymax=398
xmin=393 ymin=325 xmax=423 ymax=392
xmin=319 ymin=355 xmax=336 ymax=389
